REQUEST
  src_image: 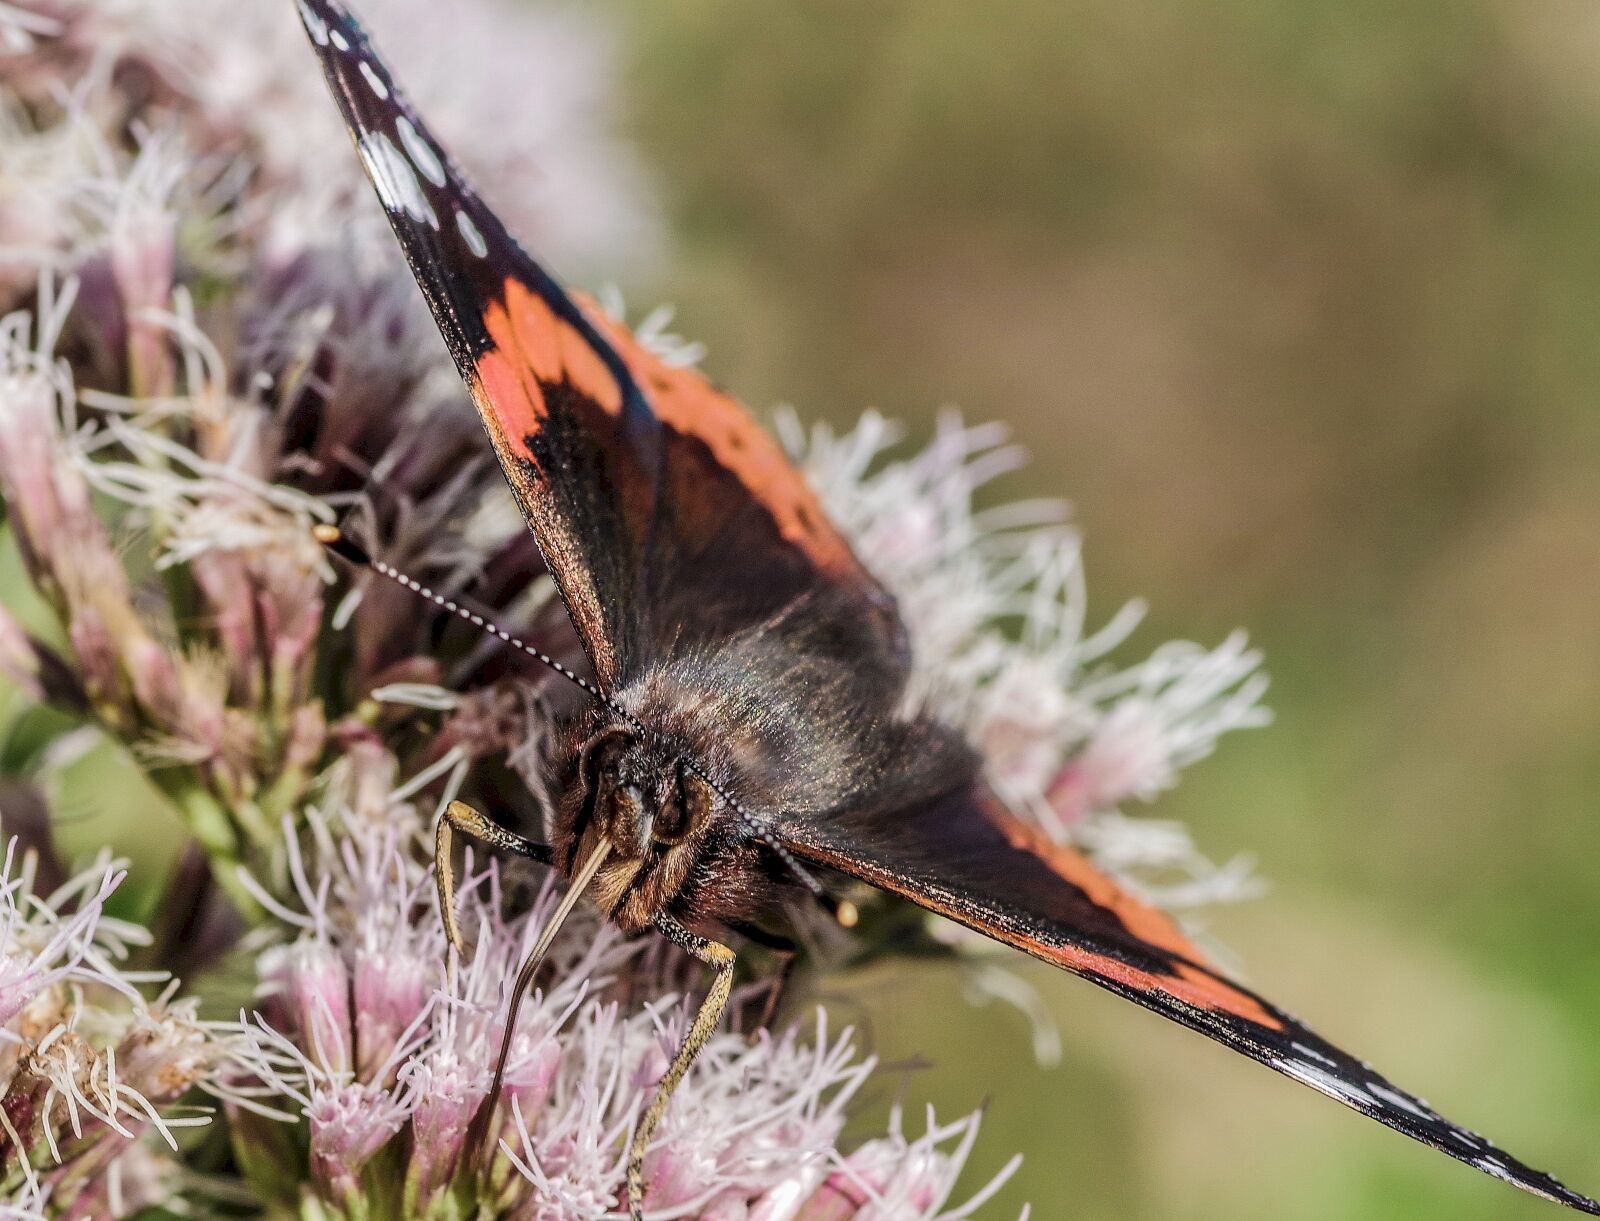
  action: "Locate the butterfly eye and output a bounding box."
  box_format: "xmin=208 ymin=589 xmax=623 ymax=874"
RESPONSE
xmin=577 ymin=724 xmax=633 ymax=797
xmin=652 ymin=762 xmax=715 ymax=846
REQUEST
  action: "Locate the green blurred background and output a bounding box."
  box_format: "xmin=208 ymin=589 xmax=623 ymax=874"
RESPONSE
xmin=604 ymin=1 xmax=1600 ymax=1216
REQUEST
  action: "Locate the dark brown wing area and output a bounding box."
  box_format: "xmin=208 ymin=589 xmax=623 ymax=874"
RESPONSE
xmin=297 ymin=0 xmax=902 ymax=691
xmin=777 ymin=785 xmax=1600 ymax=1214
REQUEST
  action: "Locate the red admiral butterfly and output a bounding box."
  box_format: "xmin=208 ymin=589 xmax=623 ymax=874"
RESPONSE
xmin=295 ymin=0 xmax=1598 ymax=1214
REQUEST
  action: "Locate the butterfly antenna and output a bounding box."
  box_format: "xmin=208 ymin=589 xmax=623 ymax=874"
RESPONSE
xmin=313 ymin=524 xmax=858 ymax=928
xmin=314 ymin=523 xmax=620 ymax=705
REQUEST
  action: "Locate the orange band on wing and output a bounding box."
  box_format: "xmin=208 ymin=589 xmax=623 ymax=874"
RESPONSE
xmin=482 ymin=279 xmax=621 ymax=438
xmin=580 ymin=298 xmax=860 ymax=576
xmin=1013 ymin=924 xmax=1281 ymax=1029
xmin=474 ymin=277 xmax=865 ymax=579
xmin=473 ymin=345 xmax=546 ymax=442
xmin=982 ymin=802 xmax=1281 ymax=1028
xmin=502 ymin=281 xmax=563 ymax=385
xmin=986 ymin=802 xmax=1203 ymax=963
xmin=556 ymin=317 xmax=622 ymax=415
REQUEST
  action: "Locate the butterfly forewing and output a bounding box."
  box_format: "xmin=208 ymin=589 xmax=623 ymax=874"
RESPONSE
xmin=297 ymin=0 xmax=901 ymax=692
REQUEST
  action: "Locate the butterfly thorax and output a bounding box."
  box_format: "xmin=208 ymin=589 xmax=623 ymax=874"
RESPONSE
xmin=540 ymin=617 xmax=981 ymax=937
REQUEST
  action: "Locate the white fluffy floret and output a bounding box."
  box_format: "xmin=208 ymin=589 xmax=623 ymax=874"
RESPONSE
xmin=221 ymin=779 xmax=1017 ymax=1217
xmin=786 ymin=408 xmax=1270 ymax=908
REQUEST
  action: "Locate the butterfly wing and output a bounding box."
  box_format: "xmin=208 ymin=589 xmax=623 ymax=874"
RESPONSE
xmin=776 ymin=784 xmax=1600 ymax=1214
xmin=296 ymin=0 xmax=903 ymax=691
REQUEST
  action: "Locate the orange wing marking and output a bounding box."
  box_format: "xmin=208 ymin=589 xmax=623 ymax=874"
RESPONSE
xmin=475 ymin=279 xmax=860 ymax=576
xmin=582 ymin=297 xmax=859 ymax=575
xmin=986 ymin=800 xmax=1205 ymax=962
xmin=502 ymin=280 xmax=563 ymax=386
xmin=982 ymin=799 xmax=1282 ymax=1030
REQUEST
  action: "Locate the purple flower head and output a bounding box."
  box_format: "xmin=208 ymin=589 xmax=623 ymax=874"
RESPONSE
xmin=217 ymin=795 xmax=1024 ymax=1219
xmin=0 ymin=841 xmax=225 ymax=1218
xmin=0 ymin=841 xmax=134 ymax=1031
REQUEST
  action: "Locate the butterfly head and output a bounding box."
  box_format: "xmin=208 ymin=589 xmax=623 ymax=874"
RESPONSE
xmin=547 ymin=720 xmax=720 ymax=930
xmin=576 ymin=724 xmax=716 ymax=858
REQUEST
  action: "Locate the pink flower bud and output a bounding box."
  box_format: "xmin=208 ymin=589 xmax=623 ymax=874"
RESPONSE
xmin=405 ymin=1057 xmax=488 ymax=1197
xmin=640 ymin=1136 xmax=716 ymax=1211
xmin=352 ymin=949 xmax=430 ymax=1079
xmin=1044 ymin=759 xmax=1095 ymax=827
xmin=115 ymin=1002 xmax=216 ymax=1105
xmin=261 ymin=941 xmax=352 ymax=1076
xmin=190 ymin=552 xmax=263 ymax=703
xmin=973 ymin=667 xmax=1075 ymax=799
xmin=864 ymin=1143 xmax=948 ymax=1216
xmin=798 ymin=1144 xmax=896 ymax=1221
xmin=121 ymin=630 xmax=182 ymax=726
xmin=631 ymin=1032 xmax=670 ymax=1092
xmin=110 ymin=209 xmax=177 ymax=397
xmin=501 ymin=1031 xmax=561 ymax=1121
xmin=701 ymin=1196 xmax=751 ymax=1221
xmin=0 ymin=378 xmax=70 ymax=592
xmin=793 ymin=1187 xmax=862 ymax=1221
xmin=308 ymin=1079 xmax=410 ymax=1197
xmin=755 ymin=1172 xmax=831 ymax=1221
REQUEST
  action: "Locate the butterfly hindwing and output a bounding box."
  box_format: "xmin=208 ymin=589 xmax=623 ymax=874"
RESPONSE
xmin=296 ymin=0 xmax=902 ymax=692
xmin=777 ymin=784 xmax=1599 ymax=1214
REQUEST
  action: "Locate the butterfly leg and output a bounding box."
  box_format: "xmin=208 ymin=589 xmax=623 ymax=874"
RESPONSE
xmin=435 ymin=799 xmax=552 ymax=955
xmin=728 ymin=920 xmax=797 ymax=1035
xmin=629 ymin=915 xmax=736 ymax=1219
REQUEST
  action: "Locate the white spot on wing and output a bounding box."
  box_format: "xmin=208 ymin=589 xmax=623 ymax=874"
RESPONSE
xmin=330 ymin=27 xmax=350 ymax=51
xmin=1476 ymin=1156 xmax=1559 ymax=1202
xmin=297 ymin=0 xmax=329 ymax=45
xmin=397 ymin=117 xmax=446 ymax=187
xmin=456 ymin=210 xmax=488 ymax=258
xmin=359 ymin=60 xmax=389 ymax=99
xmin=357 ymin=132 xmax=439 ymax=229
xmin=1273 ymin=1057 xmax=1376 ymax=1108
xmin=1368 ymin=1082 xmax=1433 ymax=1122
xmin=1291 ymin=1041 xmax=1338 ymax=1068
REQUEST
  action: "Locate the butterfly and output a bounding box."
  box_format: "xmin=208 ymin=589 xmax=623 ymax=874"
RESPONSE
xmin=295 ymin=0 xmax=1597 ymax=1215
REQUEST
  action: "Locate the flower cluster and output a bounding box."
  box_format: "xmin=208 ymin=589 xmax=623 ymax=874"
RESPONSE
xmin=0 ymin=0 xmax=1270 ymax=1213
xmin=0 ymin=0 xmax=656 ymax=278
xmin=216 ymin=764 xmax=1014 ymax=1219
xmin=787 ymin=411 xmax=1269 ymax=912
xmin=0 ymin=840 xmax=221 ymax=1218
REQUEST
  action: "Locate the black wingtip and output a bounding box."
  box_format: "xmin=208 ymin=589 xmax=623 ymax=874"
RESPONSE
xmin=1515 ymin=1176 xmax=1600 ymax=1215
